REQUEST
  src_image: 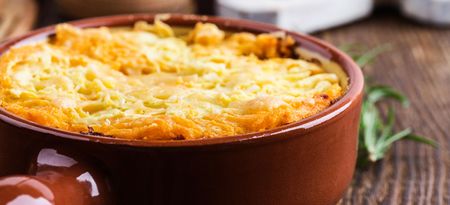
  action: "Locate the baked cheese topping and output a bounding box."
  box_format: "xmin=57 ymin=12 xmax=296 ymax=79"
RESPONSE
xmin=0 ymin=20 xmax=344 ymax=140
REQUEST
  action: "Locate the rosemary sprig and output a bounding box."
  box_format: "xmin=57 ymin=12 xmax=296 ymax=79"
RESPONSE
xmin=340 ymin=44 xmax=438 ymax=167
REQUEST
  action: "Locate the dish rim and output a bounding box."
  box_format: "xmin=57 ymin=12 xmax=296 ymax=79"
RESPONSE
xmin=0 ymin=13 xmax=364 ymax=148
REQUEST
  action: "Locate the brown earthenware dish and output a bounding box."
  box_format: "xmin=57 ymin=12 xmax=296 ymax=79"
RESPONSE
xmin=0 ymin=14 xmax=363 ymax=205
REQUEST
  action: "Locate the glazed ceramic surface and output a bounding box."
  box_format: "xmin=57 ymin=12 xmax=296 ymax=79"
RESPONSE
xmin=0 ymin=14 xmax=363 ymax=205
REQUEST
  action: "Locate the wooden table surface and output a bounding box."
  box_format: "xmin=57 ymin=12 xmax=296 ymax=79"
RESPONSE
xmin=32 ymin=2 xmax=450 ymax=204
xmin=316 ymin=10 xmax=450 ymax=205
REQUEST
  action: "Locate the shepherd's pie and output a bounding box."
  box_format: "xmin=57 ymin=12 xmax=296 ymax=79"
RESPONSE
xmin=0 ymin=20 xmax=345 ymax=140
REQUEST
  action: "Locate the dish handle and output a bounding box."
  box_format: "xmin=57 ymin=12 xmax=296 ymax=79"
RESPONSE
xmin=0 ymin=148 xmax=112 ymax=205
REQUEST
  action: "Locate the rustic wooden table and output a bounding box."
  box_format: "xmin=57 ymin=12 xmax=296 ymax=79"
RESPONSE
xmin=316 ymin=10 xmax=450 ymax=205
xmin=31 ymin=2 xmax=450 ymax=204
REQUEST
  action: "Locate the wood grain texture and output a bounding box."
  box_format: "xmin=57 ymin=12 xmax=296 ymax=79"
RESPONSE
xmin=315 ymin=10 xmax=450 ymax=205
xmin=31 ymin=2 xmax=450 ymax=204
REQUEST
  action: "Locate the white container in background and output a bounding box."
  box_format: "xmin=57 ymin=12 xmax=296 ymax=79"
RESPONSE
xmin=217 ymin=0 xmax=374 ymax=33
xmin=401 ymin=0 xmax=450 ymax=25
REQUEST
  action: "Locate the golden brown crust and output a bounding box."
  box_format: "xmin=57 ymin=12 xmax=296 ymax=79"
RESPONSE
xmin=0 ymin=21 xmax=344 ymax=140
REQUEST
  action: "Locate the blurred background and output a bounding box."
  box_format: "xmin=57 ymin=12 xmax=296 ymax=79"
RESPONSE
xmin=0 ymin=0 xmax=449 ymax=41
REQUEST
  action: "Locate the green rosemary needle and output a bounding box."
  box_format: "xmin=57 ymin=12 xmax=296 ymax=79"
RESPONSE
xmin=339 ymin=44 xmax=437 ymax=167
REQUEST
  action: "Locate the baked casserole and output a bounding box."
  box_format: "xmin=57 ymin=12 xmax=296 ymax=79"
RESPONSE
xmin=0 ymin=20 xmax=346 ymax=140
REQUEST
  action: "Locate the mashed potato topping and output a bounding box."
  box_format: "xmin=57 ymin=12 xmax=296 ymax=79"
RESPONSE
xmin=0 ymin=20 xmax=344 ymax=140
